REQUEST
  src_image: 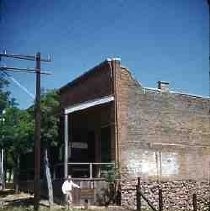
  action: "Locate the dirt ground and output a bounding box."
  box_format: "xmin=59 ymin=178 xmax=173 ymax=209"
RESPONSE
xmin=0 ymin=189 xmax=128 ymax=211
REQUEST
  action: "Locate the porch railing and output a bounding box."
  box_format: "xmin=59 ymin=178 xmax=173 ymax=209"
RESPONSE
xmin=53 ymin=162 xmax=115 ymax=179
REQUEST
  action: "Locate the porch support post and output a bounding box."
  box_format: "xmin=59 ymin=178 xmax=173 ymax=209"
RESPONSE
xmin=64 ymin=112 xmax=69 ymax=178
xmin=90 ymin=163 xmax=93 ymax=179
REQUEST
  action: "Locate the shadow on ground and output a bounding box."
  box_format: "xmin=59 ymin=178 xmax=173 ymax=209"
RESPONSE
xmin=4 ymin=197 xmax=34 ymax=208
xmin=0 ymin=189 xmax=15 ymax=198
xmin=0 ymin=190 xmax=49 ymax=210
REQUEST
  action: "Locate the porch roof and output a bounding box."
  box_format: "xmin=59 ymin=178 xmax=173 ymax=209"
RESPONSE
xmin=64 ymin=95 xmax=114 ymax=114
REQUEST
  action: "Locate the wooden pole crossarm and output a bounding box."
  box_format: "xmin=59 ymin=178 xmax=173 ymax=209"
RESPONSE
xmin=0 ymin=53 xmax=51 ymax=62
xmin=0 ymin=67 xmax=51 ymax=75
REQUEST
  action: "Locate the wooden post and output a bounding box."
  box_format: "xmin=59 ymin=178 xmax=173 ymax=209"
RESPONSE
xmin=136 ymin=177 xmax=141 ymax=211
xmin=193 ymin=193 xmax=197 ymax=211
xmin=158 ymin=188 xmax=163 ymax=211
xmin=90 ymin=163 xmax=93 ymax=179
xmin=34 ymin=52 xmax=41 ymax=211
xmin=116 ymin=183 xmax=121 ymax=206
xmin=1 ymin=149 xmax=4 ymax=190
xmin=44 ymin=149 xmax=54 ymax=207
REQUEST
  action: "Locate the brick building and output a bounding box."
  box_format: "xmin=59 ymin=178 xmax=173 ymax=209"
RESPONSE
xmin=59 ymin=58 xmax=210 ymax=210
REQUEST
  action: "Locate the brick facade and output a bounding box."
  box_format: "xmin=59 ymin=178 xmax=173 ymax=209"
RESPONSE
xmin=60 ymin=59 xmax=210 ymax=210
xmin=60 ymin=61 xmax=113 ymax=107
xmin=116 ymin=64 xmax=210 ymax=180
xmin=115 ymin=61 xmax=210 ymax=210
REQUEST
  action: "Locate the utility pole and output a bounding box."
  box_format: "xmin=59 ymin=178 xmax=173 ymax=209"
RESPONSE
xmin=0 ymin=51 xmax=51 ymax=210
xmin=208 ymin=0 xmax=210 ymax=103
xmin=34 ymin=52 xmax=41 ymax=210
xmin=206 ymin=1 xmax=210 ymax=211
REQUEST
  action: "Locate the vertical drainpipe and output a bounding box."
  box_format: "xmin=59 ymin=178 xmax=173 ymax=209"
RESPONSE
xmin=111 ymin=58 xmax=120 ymax=168
xmin=64 ymin=111 xmax=69 ymax=178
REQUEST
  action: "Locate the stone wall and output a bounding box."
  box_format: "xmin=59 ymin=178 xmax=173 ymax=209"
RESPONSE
xmin=121 ymin=179 xmax=210 ymax=211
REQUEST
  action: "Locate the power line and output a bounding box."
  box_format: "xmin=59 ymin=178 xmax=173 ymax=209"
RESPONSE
xmin=0 ymin=66 xmax=51 ymax=75
xmin=0 ymin=51 xmax=51 ymax=62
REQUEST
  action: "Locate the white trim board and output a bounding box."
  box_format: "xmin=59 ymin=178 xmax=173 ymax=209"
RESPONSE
xmin=64 ymin=95 xmax=114 ymax=114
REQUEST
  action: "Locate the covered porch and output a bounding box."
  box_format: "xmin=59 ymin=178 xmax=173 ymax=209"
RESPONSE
xmin=55 ymin=95 xmax=117 ymax=179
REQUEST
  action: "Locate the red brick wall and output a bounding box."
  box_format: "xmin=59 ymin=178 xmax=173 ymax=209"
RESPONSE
xmin=60 ymin=62 xmax=113 ymax=108
xmin=115 ymin=64 xmax=210 ymax=210
xmin=116 ymin=65 xmax=210 ymax=181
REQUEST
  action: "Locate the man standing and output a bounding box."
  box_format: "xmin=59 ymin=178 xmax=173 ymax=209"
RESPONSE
xmin=62 ymin=175 xmax=80 ymax=209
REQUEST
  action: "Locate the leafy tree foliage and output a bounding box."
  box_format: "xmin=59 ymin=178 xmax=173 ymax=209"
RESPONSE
xmin=0 ymin=82 xmax=60 ymax=181
xmin=40 ymin=89 xmax=60 ymax=147
xmin=0 ymin=74 xmax=10 ymax=114
xmin=0 ymin=106 xmax=34 ymax=170
xmin=7 ymin=108 xmax=34 ymax=152
xmin=40 ymin=89 xmax=60 ymax=205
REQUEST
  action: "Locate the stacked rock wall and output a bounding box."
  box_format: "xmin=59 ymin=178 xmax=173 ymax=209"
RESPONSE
xmin=121 ymin=179 xmax=210 ymax=211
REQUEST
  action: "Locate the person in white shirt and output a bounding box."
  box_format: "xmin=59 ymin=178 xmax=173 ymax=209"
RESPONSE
xmin=62 ymin=175 xmax=80 ymax=208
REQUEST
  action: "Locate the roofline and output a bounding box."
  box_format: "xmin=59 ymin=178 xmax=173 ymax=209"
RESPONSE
xmin=59 ymin=60 xmax=109 ymax=93
xmin=59 ymin=58 xmax=121 ymax=93
xmin=59 ymin=58 xmax=207 ymax=100
xmin=144 ymin=86 xmax=209 ymax=99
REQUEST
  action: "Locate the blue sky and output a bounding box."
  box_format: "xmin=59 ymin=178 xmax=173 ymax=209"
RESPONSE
xmin=0 ymin=0 xmax=209 ymax=109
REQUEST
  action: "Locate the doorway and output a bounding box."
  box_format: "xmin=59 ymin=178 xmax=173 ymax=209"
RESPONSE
xmin=100 ymin=126 xmax=111 ymax=162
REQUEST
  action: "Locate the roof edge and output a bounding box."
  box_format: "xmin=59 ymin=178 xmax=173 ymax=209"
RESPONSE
xmin=144 ymin=86 xmax=209 ymax=100
xmin=59 ymin=60 xmax=107 ymax=93
xmin=59 ymin=58 xmax=121 ymax=93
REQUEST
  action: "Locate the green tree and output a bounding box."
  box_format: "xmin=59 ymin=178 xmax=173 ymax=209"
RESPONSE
xmin=0 ymin=74 xmax=18 ymax=187
xmin=0 ymin=106 xmax=34 ymax=191
xmin=40 ymin=89 xmax=60 ymax=207
xmin=40 ymin=89 xmax=60 ymax=147
xmin=0 ymin=86 xmax=60 ymax=199
xmin=1 ymin=107 xmax=34 ymax=153
xmin=0 ymin=74 xmax=10 ymax=114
